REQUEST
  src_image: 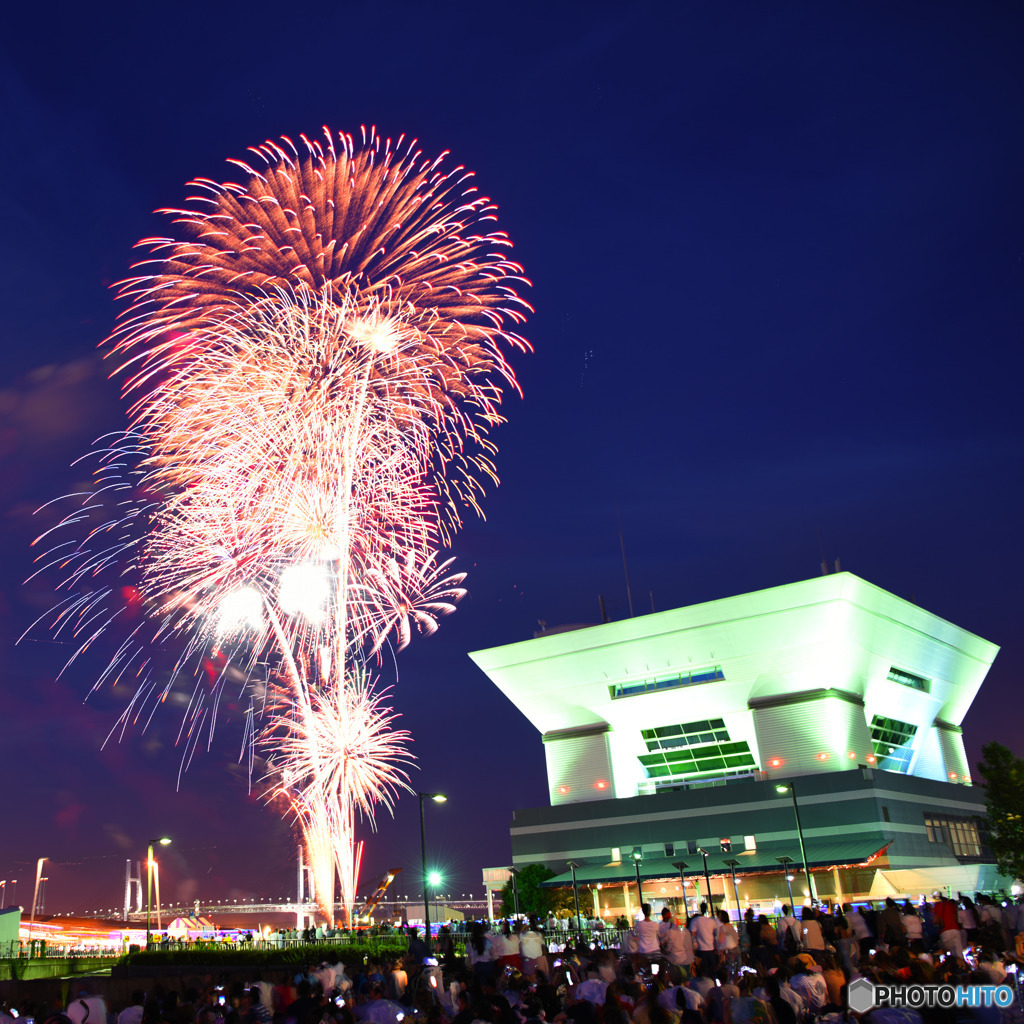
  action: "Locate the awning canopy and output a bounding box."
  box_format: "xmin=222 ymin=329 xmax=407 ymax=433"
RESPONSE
xmin=540 ymin=835 xmax=891 ymax=887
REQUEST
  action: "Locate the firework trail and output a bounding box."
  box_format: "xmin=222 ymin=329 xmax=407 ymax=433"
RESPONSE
xmin=31 ymin=127 xmax=530 ymax=926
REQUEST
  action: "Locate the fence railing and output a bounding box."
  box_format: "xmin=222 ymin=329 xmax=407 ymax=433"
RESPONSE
xmin=0 ymin=927 xmax=631 ymax=961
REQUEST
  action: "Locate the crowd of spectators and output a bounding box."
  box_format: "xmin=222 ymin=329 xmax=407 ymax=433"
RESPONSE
xmin=3 ymin=893 xmax=1022 ymax=1024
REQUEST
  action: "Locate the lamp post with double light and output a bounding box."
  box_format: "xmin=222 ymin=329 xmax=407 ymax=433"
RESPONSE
xmin=146 ymin=837 xmax=172 ymax=949
xmin=418 ymin=792 xmax=446 ymax=948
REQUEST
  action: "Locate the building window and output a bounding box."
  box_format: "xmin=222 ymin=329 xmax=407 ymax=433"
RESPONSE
xmin=744 ymin=835 xmax=757 ymax=851
xmin=640 ymin=720 xmax=760 ymax=786
xmin=664 ymin=843 xmax=675 ymax=858
xmin=642 ymin=719 xmax=731 ymax=751
xmin=687 ymin=840 xmax=698 ymax=855
xmin=887 ymin=667 xmax=931 ymax=693
xmin=925 ymin=815 xmax=982 ymax=858
xmin=609 ymin=666 xmax=725 ymax=700
xmin=870 ymin=715 xmax=918 ymax=773
xmin=881 ymin=806 xmax=890 ymax=822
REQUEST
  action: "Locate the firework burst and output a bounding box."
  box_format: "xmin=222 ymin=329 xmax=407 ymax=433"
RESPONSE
xmin=30 ymin=128 xmax=530 ymax=926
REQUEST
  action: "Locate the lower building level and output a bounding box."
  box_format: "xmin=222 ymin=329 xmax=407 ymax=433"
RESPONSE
xmin=509 ymin=767 xmax=1008 ymax=915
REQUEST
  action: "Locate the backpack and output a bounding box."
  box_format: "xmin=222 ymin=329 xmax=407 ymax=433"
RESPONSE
xmin=783 ymin=922 xmax=799 ymax=954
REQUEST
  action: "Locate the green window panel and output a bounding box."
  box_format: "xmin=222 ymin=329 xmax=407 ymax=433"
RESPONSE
xmin=870 ymin=714 xmax=918 ymax=773
xmin=610 ymin=668 xmax=725 ymax=701
xmin=887 ymin=667 xmax=931 ymax=693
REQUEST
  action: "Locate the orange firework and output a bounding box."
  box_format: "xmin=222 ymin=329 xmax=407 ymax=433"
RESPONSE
xmin=30 ymin=128 xmax=530 ymax=927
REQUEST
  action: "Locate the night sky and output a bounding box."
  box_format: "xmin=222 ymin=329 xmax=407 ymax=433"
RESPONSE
xmin=2 ymin=2 xmax=1022 ymax=916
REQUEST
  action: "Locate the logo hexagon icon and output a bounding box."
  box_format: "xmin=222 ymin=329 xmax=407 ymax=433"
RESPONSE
xmin=847 ymin=977 xmax=876 ymax=1014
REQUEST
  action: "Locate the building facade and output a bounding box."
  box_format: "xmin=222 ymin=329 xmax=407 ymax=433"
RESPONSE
xmin=471 ymin=573 xmax=1005 ymax=908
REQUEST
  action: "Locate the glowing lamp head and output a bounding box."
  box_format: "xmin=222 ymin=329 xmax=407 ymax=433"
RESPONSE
xmin=557 ymin=785 xmax=569 ymax=795
xmin=158 ymin=837 xmax=172 ymax=846
xmin=769 ymin=758 xmax=782 ymax=768
xmin=775 ymin=785 xmax=790 ymax=794
xmin=428 ymin=871 xmax=442 ymax=887
xmin=817 ymin=752 xmax=829 ymax=761
xmin=217 ymin=587 xmax=264 ymax=634
xmin=866 ymin=754 xmax=877 ymax=764
xmin=595 ymin=780 xmax=607 ymax=790
xmin=278 ymin=563 xmax=330 ymax=621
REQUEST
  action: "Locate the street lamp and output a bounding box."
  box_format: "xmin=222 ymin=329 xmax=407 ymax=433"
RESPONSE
xmin=672 ymin=860 xmax=689 ymax=916
xmin=509 ymin=867 xmax=521 ymax=920
xmin=776 ymin=856 xmax=796 ymax=911
xmin=631 ymin=847 xmax=644 ymax=906
xmin=723 ymin=858 xmax=741 ymax=915
xmin=775 ymin=784 xmax=814 ymax=903
xmin=566 ymin=860 xmax=583 ymax=932
xmin=146 ymin=837 xmax=172 ymax=949
xmin=418 ymin=792 xmax=446 ymax=948
xmin=696 ymin=848 xmax=715 ymax=916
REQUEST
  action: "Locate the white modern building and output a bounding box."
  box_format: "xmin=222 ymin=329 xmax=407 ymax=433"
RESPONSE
xmin=471 ymin=574 xmax=1005 ymax=906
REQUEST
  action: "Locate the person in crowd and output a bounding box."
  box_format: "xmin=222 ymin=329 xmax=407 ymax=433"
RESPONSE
xmin=843 ymin=901 xmax=873 ymax=944
xmin=901 ymin=902 xmax=924 ymax=945
xmin=519 ymin=915 xmax=548 ymax=978
xmin=467 ymin=921 xmax=496 ymax=984
xmin=799 ymin=906 xmax=824 ymax=953
xmin=688 ymin=904 xmax=719 ymax=974
xmin=777 ymin=905 xmax=800 ymax=955
xmin=661 ymin=913 xmax=695 ymax=973
xmin=633 ymin=904 xmax=662 ymax=960
xmin=714 ymin=910 xmax=740 ymax=972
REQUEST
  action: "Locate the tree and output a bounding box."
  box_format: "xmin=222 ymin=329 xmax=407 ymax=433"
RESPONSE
xmin=498 ymin=864 xmax=580 ymax=918
xmin=977 ymin=742 xmax=1024 ymax=881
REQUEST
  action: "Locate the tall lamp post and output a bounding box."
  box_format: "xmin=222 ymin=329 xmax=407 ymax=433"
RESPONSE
xmin=566 ymin=860 xmax=583 ymax=933
xmin=146 ymin=837 xmax=172 ymax=949
xmin=776 ymin=856 xmax=796 ymax=911
xmin=631 ymin=848 xmax=644 ymax=906
xmin=671 ymin=860 xmax=689 ymax=916
xmin=696 ymin=848 xmax=715 ymax=915
xmin=775 ymin=784 xmax=814 ymax=904
xmin=723 ymin=858 xmax=741 ymax=916
xmin=509 ymin=868 xmax=520 ymax=921
xmin=418 ymin=792 xmax=447 ymax=948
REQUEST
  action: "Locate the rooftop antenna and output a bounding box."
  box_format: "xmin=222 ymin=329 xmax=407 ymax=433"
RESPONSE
xmin=817 ymin=527 xmax=828 ymax=576
xmin=616 ymin=502 xmax=635 ymax=618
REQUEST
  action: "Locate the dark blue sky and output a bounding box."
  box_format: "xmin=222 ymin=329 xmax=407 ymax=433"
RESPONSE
xmin=1 ymin=1 xmax=1022 ymax=914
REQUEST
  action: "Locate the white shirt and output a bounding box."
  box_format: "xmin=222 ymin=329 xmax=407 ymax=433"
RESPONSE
xmin=634 ymin=917 xmax=662 ymax=955
xmin=663 ymin=924 xmax=695 ymax=965
xmin=519 ymin=929 xmax=545 ymax=959
xmin=67 ymin=998 xmax=108 ymax=1024
xmin=689 ymin=914 xmax=718 ymax=951
xmin=845 ymin=909 xmax=872 ymax=940
xmin=790 ymin=972 xmax=827 ymax=1013
xmin=715 ymin=921 xmax=739 ymax=952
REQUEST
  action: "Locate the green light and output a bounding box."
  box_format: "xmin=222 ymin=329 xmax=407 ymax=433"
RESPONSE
xmin=428 ymin=871 xmax=442 ymax=886
xmin=775 ymin=785 xmax=789 ymax=794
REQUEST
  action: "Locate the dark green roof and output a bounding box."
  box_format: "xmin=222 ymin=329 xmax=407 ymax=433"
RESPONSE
xmin=540 ymin=835 xmax=891 ymax=886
